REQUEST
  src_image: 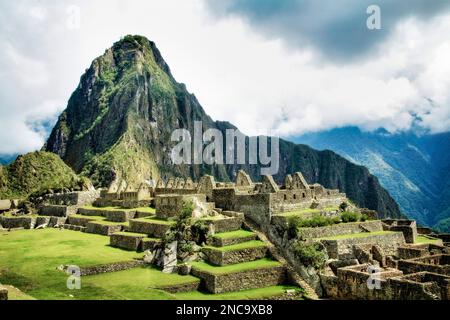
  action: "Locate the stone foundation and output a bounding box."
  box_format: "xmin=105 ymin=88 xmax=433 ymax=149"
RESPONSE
xmin=0 ymin=216 xmax=37 ymax=229
xmin=202 ymin=246 xmax=268 ymax=266
xmin=78 ymin=260 xmax=144 ymax=276
xmin=105 ymin=210 xmax=136 ymax=222
xmin=128 ymin=219 xmax=172 ymax=238
xmin=110 ymin=232 xmax=147 ymax=251
xmin=0 ymin=285 xmax=8 ymax=300
xmin=39 ymin=205 xmax=77 ymax=217
xmin=191 ymin=265 xmax=286 ymax=294
xmin=320 ymin=232 xmax=405 ymax=259
xmin=86 ymin=222 xmax=124 ymax=236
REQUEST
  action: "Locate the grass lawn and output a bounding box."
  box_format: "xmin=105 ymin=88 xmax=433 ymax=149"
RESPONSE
xmin=204 ymin=240 xmax=266 ymax=252
xmin=174 ymin=285 xmax=301 ymax=300
xmin=133 ymin=216 xmax=176 ymax=225
xmin=191 ymin=258 xmax=281 ymax=275
xmin=415 ymin=235 xmax=441 ymax=245
xmin=3 ymin=285 xmax=36 ymax=300
xmin=81 ymin=206 xmax=156 ymax=213
xmin=0 ymin=229 xmax=176 ymax=300
xmin=213 ymin=230 xmax=255 ymax=240
xmin=81 ymin=266 xmax=200 ymax=300
xmin=89 ymin=220 xmax=128 ymax=226
xmin=317 ymin=231 xmax=397 ymax=241
xmin=135 ymin=207 xmax=156 ymax=214
xmin=112 ymin=231 xmax=148 ymax=237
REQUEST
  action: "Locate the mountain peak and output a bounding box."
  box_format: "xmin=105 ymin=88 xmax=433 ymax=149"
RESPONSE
xmin=45 ymin=37 xmax=402 ymax=219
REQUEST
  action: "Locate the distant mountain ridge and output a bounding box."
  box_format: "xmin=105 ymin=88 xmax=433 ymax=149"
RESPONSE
xmin=44 ymin=35 xmax=402 ymax=218
xmin=294 ymin=127 xmax=450 ymax=230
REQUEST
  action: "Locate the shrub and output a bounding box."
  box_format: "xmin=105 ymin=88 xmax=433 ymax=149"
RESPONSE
xmin=294 ymin=242 xmax=327 ymax=269
xmin=341 ymin=212 xmax=361 ymax=223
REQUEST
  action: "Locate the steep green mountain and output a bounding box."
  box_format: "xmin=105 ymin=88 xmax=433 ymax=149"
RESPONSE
xmin=0 ymin=151 xmax=80 ymax=199
xmin=45 ymin=35 xmax=401 ymax=218
xmin=295 ymin=127 xmax=450 ymax=230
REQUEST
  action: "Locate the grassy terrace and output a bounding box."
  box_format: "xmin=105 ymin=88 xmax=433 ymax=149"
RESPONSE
xmin=213 ymin=230 xmax=255 ymax=240
xmin=88 ymin=220 xmax=128 ymax=226
xmin=317 ymin=231 xmax=397 ymax=241
xmin=0 ymin=229 xmax=151 ymax=300
xmin=81 ymin=266 xmax=200 ymax=300
xmin=112 ymin=231 xmax=148 ymax=237
xmin=69 ymin=214 xmax=105 ymax=221
xmin=81 ymin=206 xmax=155 ymax=213
xmin=191 ymin=258 xmax=281 ymax=275
xmin=415 ymin=235 xmax=441 ymax=245
xmin=277 ymin=207 xmax=339 ymax=217
xmin=204 ymin=240 xmax=266 ymax=252
xmin=132 ymin=216 xmax=175 ymax=225
xmin=174 ymin=285 xmax=301 ymax=300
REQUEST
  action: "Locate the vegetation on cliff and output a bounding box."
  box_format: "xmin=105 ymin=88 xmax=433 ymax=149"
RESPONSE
xmin=0 ymin=151 xmax=81 ymax=199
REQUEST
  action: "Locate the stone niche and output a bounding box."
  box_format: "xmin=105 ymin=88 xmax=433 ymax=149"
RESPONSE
xmin=155 ymin=194 xmax=207 ymax=219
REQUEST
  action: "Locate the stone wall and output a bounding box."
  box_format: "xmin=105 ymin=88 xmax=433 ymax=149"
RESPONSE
xmin=398 ymin=255 xmax=450 ymax=276
xmin=0 ymin=216 xmax=37 ymax=229
xmin=293 ymin=221 xmax=384 ymax=240
xmin=105 ymin=210 xmax=136 ymax=222
xmin=207 ymin=216 xmax=243 ymax=233
xmin=320 ymin=232 xmax=405 ymax=259
xmin=39 ymin=205 xmax=77 ymax=217
xmin=44 ymin=190 xmax=100 ymax=206
xmin=191 ymin=265 xmax=286 ymax=294
xmin=128 ymin=219 xmax=171 ymax=238
xmin=202 ymin=246 xmax=268 ymax=266
xmin=155 ymin=194 xmax=206 ymax=219
xmin=77 ymin=260 xmax=144 ymax=276
xmin=158 ymin=281 xmax=201 ymax=294
xmin=0 ymin=285 xmax=8 ymax=300
xmin=110 ymin=233 xmax=146 ymax=251
xmin=86 ymin=222 xmax=124 ymax=236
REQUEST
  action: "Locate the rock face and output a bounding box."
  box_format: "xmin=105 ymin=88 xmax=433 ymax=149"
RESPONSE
xmin=44 ymin=35 xmax=401 ymax=218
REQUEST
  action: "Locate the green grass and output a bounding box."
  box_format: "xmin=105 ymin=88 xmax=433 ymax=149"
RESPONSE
xmin=112 ymin=231 xmax=148 ymax=237
xmin=88 ymin=220 xmax=127 ymax=226
xmin=1 ymin=213 xmax=39 ymax=218
xmin=173 ymin=285 xmax=302 ymax=300
xmin=81 ymin=266 xmax=200 ymax=300
xmin=191 ymin=258 xmax=281 ymax=275
xmin=135 ymin=207 xmax=156 ymax=214
xmin=0 ymin=229 xmax=151 ymax=300
xmin=415 ymin=235 xmax=440 ymax=245
xmin=81 ymin=205 xmax=134 ymax=212
xmin=213 ymin=230 xmax=255 ymax=240
xmin=317 ymin=231 xmax=397 ymax=241
xmin=204 ymin=240 xmax=266 ymax=252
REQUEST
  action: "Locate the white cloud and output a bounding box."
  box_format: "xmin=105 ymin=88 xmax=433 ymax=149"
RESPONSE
xmin=0 ymin=0 xmax=449 ymax=156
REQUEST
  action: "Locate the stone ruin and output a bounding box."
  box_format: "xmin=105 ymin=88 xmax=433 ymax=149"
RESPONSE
xmin=2 ymin=168 xmax=450 ymax=300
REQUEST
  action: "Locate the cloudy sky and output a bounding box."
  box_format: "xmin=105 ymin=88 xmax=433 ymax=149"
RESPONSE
xmin=1 ymin=0 xmax=450 ymax=156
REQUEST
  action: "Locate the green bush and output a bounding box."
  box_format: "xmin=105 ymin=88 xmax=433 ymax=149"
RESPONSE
xmin=341 ymin=212 xmax=361 ymax=223
xmin=294 ymin=242 xmax=327 ymax=269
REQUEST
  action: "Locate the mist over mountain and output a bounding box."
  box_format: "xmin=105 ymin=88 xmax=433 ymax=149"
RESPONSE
xmin=44 ymin=35 xmax=401 ymax=219
xmin=295 ymin=127 xmax=450 ymax=230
